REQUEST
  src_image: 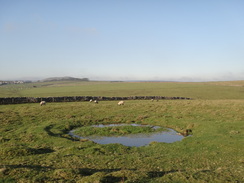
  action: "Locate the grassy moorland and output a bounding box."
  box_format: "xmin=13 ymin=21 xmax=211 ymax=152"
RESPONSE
xmin=0 ymin=81 xmax=244 ymax=182
xmin=0 ymin=80 xmax=244 ymax=99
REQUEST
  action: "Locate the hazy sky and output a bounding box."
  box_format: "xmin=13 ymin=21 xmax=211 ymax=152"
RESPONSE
xmin=1 ymin=0 xmax=244 ymax=81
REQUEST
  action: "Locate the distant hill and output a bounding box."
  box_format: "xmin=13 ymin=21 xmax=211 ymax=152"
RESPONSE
xmin=41 ymin=76 xmax=89 ymax=82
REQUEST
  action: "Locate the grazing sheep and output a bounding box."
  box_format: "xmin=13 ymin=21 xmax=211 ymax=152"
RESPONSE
xmin=40 ymin=101 xmax=46 ymax=106
xmin=89 ymin=99 xmax=93 ymax=103
xmin=94 ymin=100 xmax=98 ymax=104
xmin=118 ymin=101 xmax=124 ymax=105
xmin=151 ymin=99 xmax=154 ymax=102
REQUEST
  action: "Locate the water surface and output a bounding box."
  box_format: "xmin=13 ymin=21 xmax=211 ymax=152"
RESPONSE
xmin=69 ymin=124 xmax=184 ymax=147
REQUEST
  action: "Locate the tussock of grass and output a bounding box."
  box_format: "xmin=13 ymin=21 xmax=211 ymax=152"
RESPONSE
xmin=74 ymin=125 xmax=167 ymax=137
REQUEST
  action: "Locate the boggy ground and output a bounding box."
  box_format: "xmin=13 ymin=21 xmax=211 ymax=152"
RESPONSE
xmin=0 ymin=100 xmax=243 ymax=182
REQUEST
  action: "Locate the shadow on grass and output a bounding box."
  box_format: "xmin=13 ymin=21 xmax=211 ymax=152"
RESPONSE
xmin=0 ymin=164 xmax=191 ymax=183
xmin=32 ymin=148 xmax=55 ymax=154
xmin=0 ymin=164 xmax=125 ymax=182
xmin=148 ymin=170 xmax=181 ymax=178
xmin=44 ymin=125 xmax=79 ymax=141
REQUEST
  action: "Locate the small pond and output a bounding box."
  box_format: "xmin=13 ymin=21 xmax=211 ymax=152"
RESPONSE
xmin=69 ymin=124 xmax=185 ymax=147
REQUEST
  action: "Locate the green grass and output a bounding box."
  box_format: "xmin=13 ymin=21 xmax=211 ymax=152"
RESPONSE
xmin=74 ymin=125 xmax=168 ymax=137
xmin=0 ymin=81 xmax=244 ymax=182
xmin=1 ymin=80 xmax=244 ymax=99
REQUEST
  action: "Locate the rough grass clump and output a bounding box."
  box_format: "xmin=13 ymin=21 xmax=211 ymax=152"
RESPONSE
xmin=74 ymin=125 xmax=167 ymax=137
xmin=0 ymin=145 xmax=54 ymax=157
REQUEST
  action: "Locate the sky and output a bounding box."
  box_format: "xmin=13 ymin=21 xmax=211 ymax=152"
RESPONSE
xmin=0 ymin=0 xmax=244 ymax=81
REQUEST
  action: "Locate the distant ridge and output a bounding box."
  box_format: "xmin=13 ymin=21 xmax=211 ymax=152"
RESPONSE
xmin=41 ymin=76 xmax=89 ymax=82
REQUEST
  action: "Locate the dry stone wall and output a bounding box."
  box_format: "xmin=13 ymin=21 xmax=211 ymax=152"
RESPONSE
xmin=0 ymin=96 xmax=192 ymax=105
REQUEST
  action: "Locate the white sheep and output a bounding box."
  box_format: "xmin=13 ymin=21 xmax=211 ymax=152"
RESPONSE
xmin=118 ymin=101 xmax=124 ymax=105
xmin=40 ymin=101 xmax=46 ymax=106
xmin=94 ymin=100 xmax=98 ymax=104
xmin=89 ymin=99 xmax=93 ymax=103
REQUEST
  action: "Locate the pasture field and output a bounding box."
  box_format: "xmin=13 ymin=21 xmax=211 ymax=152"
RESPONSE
xmin=0 ymin=81 xmax=244 ymax=182
xmin=0 ymin=80 xmax=244 ymax=99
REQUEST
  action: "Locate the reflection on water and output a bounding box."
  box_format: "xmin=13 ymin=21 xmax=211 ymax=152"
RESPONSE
xmin=69 ymin=124 xmax=185 ymax=147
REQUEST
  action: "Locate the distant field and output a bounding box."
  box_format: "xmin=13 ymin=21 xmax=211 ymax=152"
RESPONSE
xmin=0 ymin=80 xmax=244 ymax=99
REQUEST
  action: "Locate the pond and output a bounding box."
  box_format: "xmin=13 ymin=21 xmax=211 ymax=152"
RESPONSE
xmin=68 ymin=124 xmax=185 ymax=147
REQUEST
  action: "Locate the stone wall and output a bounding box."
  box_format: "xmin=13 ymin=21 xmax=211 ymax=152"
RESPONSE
xmin=0 ymin=96 xmax=192 ymax=105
